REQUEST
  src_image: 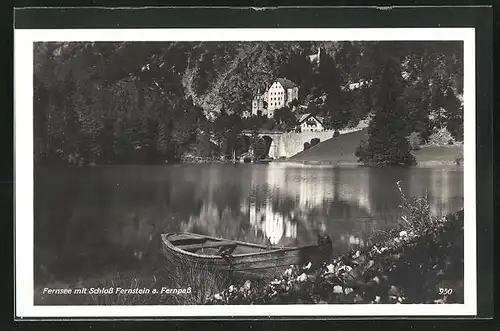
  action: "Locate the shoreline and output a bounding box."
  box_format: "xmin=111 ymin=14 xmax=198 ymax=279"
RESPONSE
xmin=35 ymin=142 xmax=463 ymax=168
xmin=209 ymin=209 xmax=464 ymax=305
xmin=34 ymin=158 xmax=465 ymax=168
xmin=282 ymin=160 xmax=464 ymax=168
xmin=35 ymin=208 xmax=465 ymax=306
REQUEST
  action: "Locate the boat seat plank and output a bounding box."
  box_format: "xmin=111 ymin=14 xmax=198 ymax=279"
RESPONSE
xmin=170 ymin=237 xmax=209 ymax=246
xmin=168 ymin=233 xmax=206 ymax=241
xmin=177 ymin=241 xmax=238 ymax=252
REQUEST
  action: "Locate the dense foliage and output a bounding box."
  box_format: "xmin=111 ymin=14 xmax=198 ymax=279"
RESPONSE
xmin=207 ymin=204 xmax=464 ymax=305
xmin=34 ymin=41 xmax=463 ymax=166
xmin=355 ymin=43 xmax=417 ymax=166
xmin=34 ymin=42 xmax=207 ymax=165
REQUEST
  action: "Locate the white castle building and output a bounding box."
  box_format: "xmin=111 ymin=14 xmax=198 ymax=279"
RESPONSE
xmin=250 ymin=78 xmax=299 ymax=118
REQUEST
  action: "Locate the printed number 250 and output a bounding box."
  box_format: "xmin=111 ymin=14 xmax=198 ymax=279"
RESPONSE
xmin=439 ymin=288 xmax=453 ymax=295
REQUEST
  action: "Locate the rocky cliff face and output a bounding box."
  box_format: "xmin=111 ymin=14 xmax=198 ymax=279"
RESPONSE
xmin=178 ymin=41 xmax=341 ymax=118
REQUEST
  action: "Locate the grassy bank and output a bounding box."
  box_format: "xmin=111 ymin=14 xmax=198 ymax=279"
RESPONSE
xmin=288 ymin=129 xmax=463 ymax=167
xmin=34 ymin=262 xmax=229 ymax=305
xmin=36 ymin=212 xmax=463 ymax=306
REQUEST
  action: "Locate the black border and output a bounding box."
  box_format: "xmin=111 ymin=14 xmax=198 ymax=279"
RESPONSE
xmin=11 ymin=5 xmax=494 ymax=328
xmin=13 ymin=6 xmax=492 ymax=29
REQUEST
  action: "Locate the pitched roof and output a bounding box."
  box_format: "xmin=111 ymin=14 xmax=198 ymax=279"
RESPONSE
xmin=297 ymin=113 xmax=323 ymax=125
xmin=276 ymin=78 xmax=297 ymax=89
xmin=296 ymin=113 xmax=309 ymax=122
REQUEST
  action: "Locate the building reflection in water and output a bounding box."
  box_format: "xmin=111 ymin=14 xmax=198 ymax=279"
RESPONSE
xmin=178 ymin=164 xmax=463 ymax=252
xmin=340 ymin=234 xmax=365 ymax=247
xmin=242 ymin=164 xmax=375 ymax=247
xmin=35 ymin=164 xmax=464 ymax=284
xmin=245 ymin=200 xmax=297 ymax=245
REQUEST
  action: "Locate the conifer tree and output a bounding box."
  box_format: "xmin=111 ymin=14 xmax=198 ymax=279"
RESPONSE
xmin=443 ymin=87 xmax=463 ymax=141
xmin=356 ymin=43 xmax=416 ymax=166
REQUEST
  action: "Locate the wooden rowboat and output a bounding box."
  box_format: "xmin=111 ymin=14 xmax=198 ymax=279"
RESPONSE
xmin=161 ymin=232 xmax=329 ymax=279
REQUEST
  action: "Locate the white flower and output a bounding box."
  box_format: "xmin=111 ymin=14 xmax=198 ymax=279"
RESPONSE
xmin=228 ymin=285 xmax=236 ymax=293
xmin=325 ymin=264 xmax=335 ymax=274
xmin=399 ymin=230 xmax=408 ymax=237
xmin=296 ymin=273 xmax=307 ymax=282
xmin=374 ymin=296 xmax=381 ymax=303
xmin=284 ymin=268 xmax=293 ymax=276
xmin=304 ymin=262 xmax=312 ymax=270
xmin=344 ymin=287 xmax=354 ymax=295
xmin=243 ymin=280 xmax=251 ymax=290
xmin=353 ymin=250 xmax=361 ymax=258
xmin=333 ymin=285 xmax=343 ymax=294
xmin=271 ymin=279 xmax=281 ymax=285
xmin=338 ymin=265 xmax=353 ymax=273
xmin=214 ymin=294 xmax=222 ymax=300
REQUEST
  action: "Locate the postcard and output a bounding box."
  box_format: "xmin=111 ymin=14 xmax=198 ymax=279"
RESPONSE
xmin=15 ymin=22 xmax=477 ymax=318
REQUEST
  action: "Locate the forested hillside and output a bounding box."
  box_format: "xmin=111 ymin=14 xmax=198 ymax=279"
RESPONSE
xmin=33 ymin=41 xmax=463 ymax=166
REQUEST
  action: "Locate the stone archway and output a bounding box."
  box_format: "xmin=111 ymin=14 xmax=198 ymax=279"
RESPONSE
xmin=237 ymin=135 xmax=251 ymax=155
xmin=261 ymin=136 xmax=275 ymax=159
xmin=247 ymin=135 xmax=274 ymax=160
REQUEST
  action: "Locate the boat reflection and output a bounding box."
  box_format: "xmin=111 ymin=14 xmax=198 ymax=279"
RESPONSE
xmin=34 ymin=163 xmax=464 ymax=282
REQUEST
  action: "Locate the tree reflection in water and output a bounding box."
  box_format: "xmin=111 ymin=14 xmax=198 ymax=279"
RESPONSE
xmin=35 ymin=164 xmax=463 ymax=283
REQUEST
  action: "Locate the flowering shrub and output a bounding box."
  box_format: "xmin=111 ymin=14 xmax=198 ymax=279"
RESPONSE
xmin=208 ymin=208 xmax=464 ymax=305
xmin=396 ymin=180 xmax=439 ymax=233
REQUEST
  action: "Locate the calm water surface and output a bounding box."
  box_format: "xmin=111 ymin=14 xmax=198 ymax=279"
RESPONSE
xmin=34 ymin=163 xmax=463 ymax=283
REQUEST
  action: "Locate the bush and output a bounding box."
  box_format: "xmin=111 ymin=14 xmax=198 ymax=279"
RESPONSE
xmin=354 ymin=140 xmax=369 ymax=160
xmin=407 ymin=132 xmax=422 ymax=151
xmin=355 ymin=139 xmax=417 ymax=167
xmin=207 ymin=183 xmax=464 ymax=305
xmin=310 ymin=138 xmax=320 ymax=146
xmin=396 ymin=180 xmax=437 ymax=232
xmin=303 ymin=142 xmax=311 ymax=151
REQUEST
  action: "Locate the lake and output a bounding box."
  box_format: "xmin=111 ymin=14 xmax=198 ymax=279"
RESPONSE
xmin=34 ymin=163 xmax=463 ymax=284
